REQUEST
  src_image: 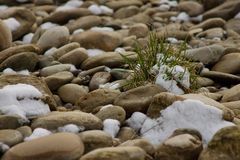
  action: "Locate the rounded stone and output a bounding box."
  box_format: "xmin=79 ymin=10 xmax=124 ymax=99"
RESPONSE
xmin=78 ymin=130 xmax=113 ymax=153
xmin=0 ymin=20 xmax=12 ymax=51
xmin=2 ymin=133 xmax=84 ymax=160
xmin=0 ymin=129 xmax=23 ymax=147
xmin=95 ymin=105 xmax=126 ymax=123
xmin=37 ymin=26 xmax=70 ymax=52
xmin=57 ymin=84 xmax=88 ymax=104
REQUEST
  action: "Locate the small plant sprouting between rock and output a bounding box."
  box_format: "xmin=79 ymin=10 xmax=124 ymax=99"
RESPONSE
xmin=121 ymin=32 xmax=199 ymax=93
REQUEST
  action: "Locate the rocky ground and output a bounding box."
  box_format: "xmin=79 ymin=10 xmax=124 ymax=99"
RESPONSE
xmin=0 ymin=0 xmax=240 ymax=160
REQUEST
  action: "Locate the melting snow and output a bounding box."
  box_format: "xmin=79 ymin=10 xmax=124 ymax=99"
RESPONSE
xmin=0 ymin=84 xmax=50 ymax=120
xmin=103 ymin=119 xmax=120 ymax=138
xmin=58 ymin=124 xmax=85 ymax=133
xmin=22 ymin=33 xmax=34 ymax=44
xmin=56 ymin=0 xmax=83 ymax=11
xmin=24 ymin=128 xmax=52 ymax=141
xmin=127 ymin=99 xmax=235 ymax=146
xmin=3 ymin=18 xmax=21 ymax=31
xmin=87 ymin=49 xmax=105 ymax=57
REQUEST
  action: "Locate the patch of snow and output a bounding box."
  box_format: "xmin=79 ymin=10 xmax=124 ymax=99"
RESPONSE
xmin=0 ymin=142 xmax=9 ymax=153
xmin=24 ymin=128 xmax=52 ymax=141
xmin=167 ymin=37 xmax=178 ymax=44
xmin=0 ymin=5 xmax=8 ymax=11
xmin=3 ymin=68 xmax=30 ymax=76
xmin=3 ymin=17 xmax=21 ymax=31
xmin=56 ymin=0 xmax=83 ymax=11
xmin=90 ymin=27 xmax=114 ymax=32
xmin=68 ymin=64 xmax=77 ymax=72
xmin=0 ymin=104 xmax=27 ymax=120
xmin=126 ymin=112 xmax=147 ymax=132
xmin=88 ymin=4 xmax=102 ymax=15
xmin=190 ymin=15 xmax=203 ymax=22
xmin=212 ymin=37 xmax=221 ymax=41
xmin=235 ymin=12 xmax=240 ymax=19
xmin=103 ymin=119 xmax=120 ymax=138
xmin=44 ymin=47 xmax=58 ymax=56
xmin=58 ymin=124 xmax=85 ymax=133
xmin=99 ymin=5 xmax=113 ymax=15
xmin=158 ymin=4 xmax=170 ymax=11
xmin=99 ymin=82 xmax=120 ymax=90
xmin=168 ymin=1 xmax=178 ymax=7
xmin=115 ymin=47 xmax=126 ymax=54
xmin=155 ymin=65 xmax=190 ymax=95
xmin=22 ymin=33 xmax=34 ymax=44
xmin=72 ymin=28 xmax=84 ymax=35
xmin=127 ymin=99 xmax=235 ymax=146
xmin=87 ymin=49 xmax=104 ymax=57
xmin=176 ymin=12 xmax=190 ymax=22
xmin=40 ymin=22 xmax=59 ymax=30
xmin=0 ymin=84 xmax=50 ymax=119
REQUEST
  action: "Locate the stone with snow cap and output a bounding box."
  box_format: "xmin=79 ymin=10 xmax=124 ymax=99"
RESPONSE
xmin=0 ymin=84 xmax=50 ymax=120
xmin=128 ymin=99 xmax=235 ymax=146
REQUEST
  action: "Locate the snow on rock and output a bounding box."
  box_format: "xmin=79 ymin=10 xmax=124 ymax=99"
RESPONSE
xmin=103 ymin=119 xmax=120 ymax=138
xmin=3 ymin=68 xmax=30 ymax=76
xmin=235 ymin=12 xmax=240 ymax=19
xmin=155 ymin=65 xmax=190 ymax=95
xmin=87 ymin=49 xmax=105 ymax=57
xmin=0 ymin=84 xmax=50 ymax=119
xmin=40 ymin=22 xmax=59 ymax=30
xmin=115 ymin=47 xmax=126 ymax=54
xmin=0 ymin=5 xmax=8 ymax=11
xmin=3 ymin=17 xmax=21 ymax=31
xmin=99 ymin=5 xmax=113 ymax=15
xmin=90 ymin=27 xmax=114 ymax=32
xmin=176 ymin=12 xmax=190 ymax=22
xmin=158 ymin=4 xmax=170 ymax=11
xmin=44 ymin=47 xmax=58 ymax=56
xmin=88 ymin=4 xmax=113 ymax=15
xmin=24 ymin=128 xmax=52 ymax=141
xmin=0 ymin=142 xmax=9 ymax=153
xmin=127 ymin=99 xmax=235 ymax=146
xmin=99 ymin=82 xmax=120 ymax=90
xmin=56 ymin=0 xmax=83 ymax=11
xmin=88 ymin=4 xmax=102 ymax=15
xmin=58 ymin=124 xmax=85 ymax=133
xmin=22 ymin=33 xmax=34 ymax=44
xmin=126 ymin=112 xmax=147 ymax=132
xmin=72 ymin=28 xmax=84 ymax=35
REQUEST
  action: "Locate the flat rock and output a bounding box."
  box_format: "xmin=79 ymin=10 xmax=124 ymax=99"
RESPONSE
xmin=57 ymin=84 xmax=88 ymax=104
xmin=78 ymin=130 xmax=113 ymax=153
xmin=71 ymin=31 xmax=122 ymax=51
xmin=0 ymin=20 xmax=12 ymax=51
xmin=31 ymin=111 xmax=102 ymax=130
xmin=80 ymin=146 xmax=146 ymax=160
xmin=44 ymin=71 xmax=74 ymax=91
xmin=66 ymin=15 xmax=102 ymax=33
xmin=58 ymin=48 xmax=88 ymax=67
xmin=185 ymin=44 xmax=225 ymax=65
xmin=37 ymin=26 xmax=70 ymax=52
xmin=0 ymin=129 xmax=23 ymax=147
xmin=95 ymin=105 xmax=126 ymax=124
xmin=212 ymin=53 xmax=240 ymax=74
xmin=75 ymin=88 xmax=121 ymax=113
xmin=0 ymin=52 xmax=38 ymax=72
xmin=2 ymin=133 xmax=84 ymax=160
xmin=114 ymin=84 xmax=166 ymax=116
xmin=156 ymin=133 xmax=203 ymax=160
